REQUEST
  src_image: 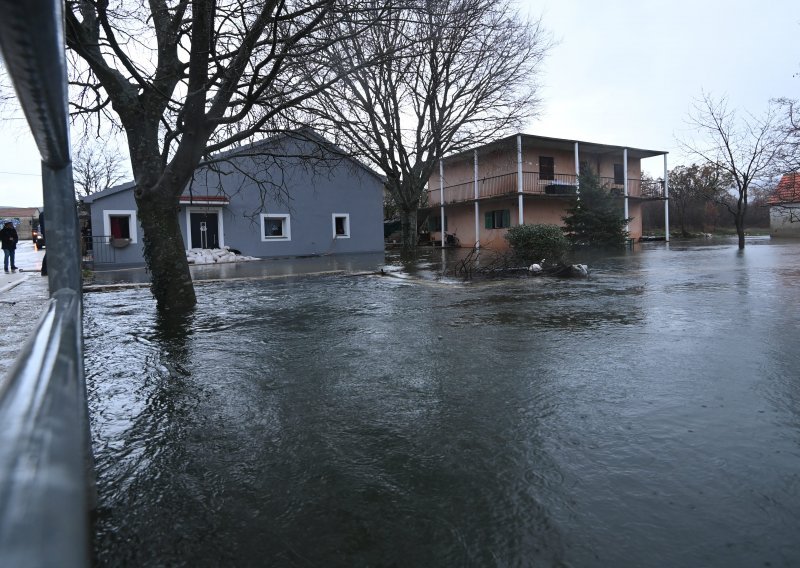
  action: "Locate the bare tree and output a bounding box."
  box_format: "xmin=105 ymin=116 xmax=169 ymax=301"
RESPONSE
xmin=668 ymin=164 xmax=726 ymax=237
xmin=680 ymin=93 xmax=786 ymax=249
xmin=776 ymin=98 xmax=800 ymax=172
xmin=307 ymin=0 xmax=551 ymax=249
xmin=65 ymin=0 xmax=391 ymax=314
xmin=72 ymin=142 xmax=128 ymax=198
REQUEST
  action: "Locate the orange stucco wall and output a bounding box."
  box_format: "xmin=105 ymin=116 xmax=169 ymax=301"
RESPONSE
xmin=428 ymin=196 xmax=643 ymax=247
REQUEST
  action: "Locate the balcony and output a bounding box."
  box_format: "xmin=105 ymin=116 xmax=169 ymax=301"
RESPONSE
xmin=427 ymin=172 xmax=666 ymax=205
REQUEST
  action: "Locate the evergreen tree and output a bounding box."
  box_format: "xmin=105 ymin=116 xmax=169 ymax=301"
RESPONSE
xmin=562 ymin=171 xmax=630 ymax=246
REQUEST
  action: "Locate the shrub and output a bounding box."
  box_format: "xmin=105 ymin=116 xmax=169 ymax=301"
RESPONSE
xmin=505 ymin=224 xmax=569 ymax=265
xmin=562 ymin=170 xmax=630 ymax=247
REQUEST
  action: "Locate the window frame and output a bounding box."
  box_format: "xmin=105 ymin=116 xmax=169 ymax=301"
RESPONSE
xmin=260 ymin=213 xmax=291 ymax=241
xmin=539 ymin=156 xmax=555 ymax=181
xmin=614 ymin=163 xmax=625 ymax=185
xmin=332 ymin=213 xmax=350 ymax=239
xmin=485 ymin=209 xmax=511 ymax=229
xmin=102 ymin=210 xmax=138 ymax=243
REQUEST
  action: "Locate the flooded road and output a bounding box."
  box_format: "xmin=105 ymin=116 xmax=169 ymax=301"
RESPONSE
xmin=85 ymin=238 xmax=800 ymax=567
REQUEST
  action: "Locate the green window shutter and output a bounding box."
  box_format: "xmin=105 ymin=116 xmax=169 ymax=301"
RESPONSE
xmin=485 ymin=212 xmax=492 ymax=229
xmin=428 ymin=217 xmax=436 ymax=231
xmin=502 ymin=209 xmax=510 ymax=228
xmin=444 ymin=216 xmax=448 ymax=232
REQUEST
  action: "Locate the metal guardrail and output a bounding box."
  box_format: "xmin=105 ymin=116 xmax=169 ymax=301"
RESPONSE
xmin=0 ymin=290 xmax=91 ymax=567
xmin=0 ymin=0 xmax=91 ymax=566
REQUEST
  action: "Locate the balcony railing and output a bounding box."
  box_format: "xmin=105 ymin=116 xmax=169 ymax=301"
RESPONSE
xmin=427 ymin=172 xmax=666 ymax=205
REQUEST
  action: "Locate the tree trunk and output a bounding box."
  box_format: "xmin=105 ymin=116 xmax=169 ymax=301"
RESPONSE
xmin=736 ymin=216 xmax=746 ymax=249
xmin=399 ymin=208 xmax=418 ymax=250
xmin=136 ymin=186 xmax=196 ymax=313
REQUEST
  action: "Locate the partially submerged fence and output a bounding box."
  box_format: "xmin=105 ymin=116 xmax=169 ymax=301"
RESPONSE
xmin=82 ymin=235 xmax=119 ymax=267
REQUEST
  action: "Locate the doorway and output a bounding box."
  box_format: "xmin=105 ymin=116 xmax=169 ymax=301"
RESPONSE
xmin=189 ymin=211 xmax=220 ymax=249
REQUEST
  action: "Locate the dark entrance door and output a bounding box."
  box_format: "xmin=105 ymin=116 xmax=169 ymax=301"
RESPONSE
xmin=190 ymin=212 xmax=220 ymax=249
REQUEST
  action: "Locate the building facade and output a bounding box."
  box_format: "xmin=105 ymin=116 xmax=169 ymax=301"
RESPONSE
xmin=422 ymin=134 xmax=669 ymax=249
xmin=82 ymin=132 xmax=385 ymax=267
xmin=769 ymin=173 xmax=800 ymax=238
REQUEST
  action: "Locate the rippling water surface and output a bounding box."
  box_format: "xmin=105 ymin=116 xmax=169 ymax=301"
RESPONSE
xmin=85 ymin=239 xmax=800 ymax=567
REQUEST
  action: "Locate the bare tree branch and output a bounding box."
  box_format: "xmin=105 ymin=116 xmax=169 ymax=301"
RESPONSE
xmin=678 ymin=92 xmax=787 ymax=248
xmin=305 ymin=0 xmax=552 ymax=249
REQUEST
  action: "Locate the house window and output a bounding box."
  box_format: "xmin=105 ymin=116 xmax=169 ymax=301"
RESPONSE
xmin=427 ymin=215 xmax=448 ymax=232
xmin=261 ymin=214 xmax=291 ymax=241
xmin=485 ymin=209 xmax=510 ymax=229
xmin=614 ymin=163 xmax=625 ymax=185
xmin=102 ymin=210 xmax=138 ymax=243
xmin=539 ymin=156 xmax=555 ymax=181
xmin=333 ymin=213 xmax=350 ymax=238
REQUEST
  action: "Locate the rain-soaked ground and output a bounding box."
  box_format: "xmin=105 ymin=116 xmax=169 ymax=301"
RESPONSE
xmin=85 ymin=238 xmax=800 ymax=567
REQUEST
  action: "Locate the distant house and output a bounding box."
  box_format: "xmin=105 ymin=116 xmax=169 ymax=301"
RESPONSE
xmin=769 ymin=173 xmax=800 ymax=238
xmin=81 ymin=131 xmax=385 ymax=267
xmin=422 ymin=133 xmax=668 ymax=248
xmin=0 ymin=207 xmax=41 ymax=240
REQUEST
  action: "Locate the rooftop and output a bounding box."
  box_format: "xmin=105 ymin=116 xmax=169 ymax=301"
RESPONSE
xmin=770 ymin=173 xmax=800 ymax=205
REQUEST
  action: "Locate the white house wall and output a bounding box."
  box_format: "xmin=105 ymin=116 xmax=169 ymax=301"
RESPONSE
xmin=770 ymin=204 xmax=800 ymax=237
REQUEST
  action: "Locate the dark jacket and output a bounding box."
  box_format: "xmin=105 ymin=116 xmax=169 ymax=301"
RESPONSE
xmin=0 ymin=225 xmax=18 ymax=250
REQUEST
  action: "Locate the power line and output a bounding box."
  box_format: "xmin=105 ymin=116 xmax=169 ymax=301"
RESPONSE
xmin=0 ymin=170 xmax=41 ymax=177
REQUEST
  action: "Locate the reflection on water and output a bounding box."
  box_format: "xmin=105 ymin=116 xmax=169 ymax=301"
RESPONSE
xmin=86 ymin=238 xmax=800 ymax=567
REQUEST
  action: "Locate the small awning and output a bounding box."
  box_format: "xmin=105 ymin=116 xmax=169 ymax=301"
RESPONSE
xmin=179 ymin=195 xmax=230 ymax=206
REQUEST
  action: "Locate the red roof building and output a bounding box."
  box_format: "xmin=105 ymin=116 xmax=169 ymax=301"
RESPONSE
xmin=769 ymin=173 xmax=800 ymax=237
xmin=769 ymin=173 xmax=800 ymax=205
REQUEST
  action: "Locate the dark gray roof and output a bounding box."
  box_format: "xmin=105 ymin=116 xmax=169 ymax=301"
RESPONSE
xmin=82 ymin=129 xmax=385 ymax=203
xmin=443 ymin=132 xmax=668 ymax=164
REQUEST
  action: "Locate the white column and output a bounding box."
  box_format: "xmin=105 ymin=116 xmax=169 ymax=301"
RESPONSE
xmin=574 ymin=142 xmax=580 ymax=199
xmin=517 ymin=135 xmax=524 ymax=225
xmin=664 ymin=153 xmax=670 ymax=242
xmin=623 ymin=148 xmax=629 ymax=232
xmin=439 ymin=159 xmax=445 ymax=248
xmin=474 ymin=149 xmax=480 ymax=249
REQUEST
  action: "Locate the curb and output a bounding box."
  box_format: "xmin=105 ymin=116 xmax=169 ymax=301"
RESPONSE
xmin=0 ymin=274 xmax=30 ymax=294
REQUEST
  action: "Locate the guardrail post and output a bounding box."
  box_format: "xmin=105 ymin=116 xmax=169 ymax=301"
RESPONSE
xmin=42 ymin=164 xmax=82 ymax=294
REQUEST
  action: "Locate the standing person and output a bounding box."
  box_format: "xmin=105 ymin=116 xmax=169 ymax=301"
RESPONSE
xmin=1 ymin=219 xmax=19 ymax=273
xmin=39 ymin=211 xmax=47 ymax=276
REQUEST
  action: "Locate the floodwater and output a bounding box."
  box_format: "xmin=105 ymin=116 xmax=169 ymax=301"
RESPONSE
xmin=85 ymin=238 xmax=800 ymax=567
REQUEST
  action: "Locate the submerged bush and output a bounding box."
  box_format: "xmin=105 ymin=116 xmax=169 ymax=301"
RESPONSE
xmin=505 ymin=224 xmax=569 ymax=265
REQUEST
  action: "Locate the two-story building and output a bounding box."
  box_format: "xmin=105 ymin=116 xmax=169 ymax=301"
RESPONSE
xmin=423 ymin=134 xmax=669 ymax=248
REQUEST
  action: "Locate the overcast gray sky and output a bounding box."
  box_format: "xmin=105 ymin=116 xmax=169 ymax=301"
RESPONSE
xmin=1 ymin=0 xmax=797 ymax=207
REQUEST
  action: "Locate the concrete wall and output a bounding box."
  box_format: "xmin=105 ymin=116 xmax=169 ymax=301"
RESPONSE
xmin=428 ymin=195 xmax=643 ymax=248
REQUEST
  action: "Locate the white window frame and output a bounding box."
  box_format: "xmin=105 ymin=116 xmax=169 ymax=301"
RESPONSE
xmin=103 ymin=209 xmax=138 ymax=244
xmin=260 ymin=213 xmax=291 ymax=241
xmin=184 ymin=207 xmax=225 ymax=249
xmin=332 ymin=213 xmax=350 ymax=239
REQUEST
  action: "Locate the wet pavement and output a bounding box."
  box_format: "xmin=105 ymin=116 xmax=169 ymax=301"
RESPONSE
xmin=85 ymin=237 xmax=800 ymax=567
xmin=0 ymin=242 xmax=49 ymax=383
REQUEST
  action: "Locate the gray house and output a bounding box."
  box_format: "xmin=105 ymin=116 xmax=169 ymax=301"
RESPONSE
xmin=82 ymin=131 xmax=385 ymax=266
